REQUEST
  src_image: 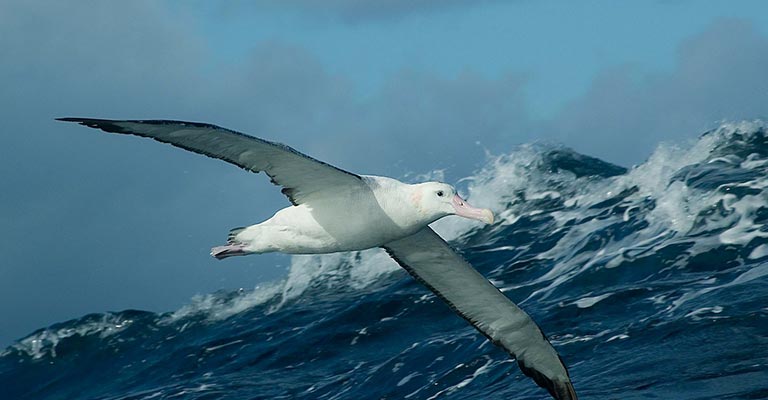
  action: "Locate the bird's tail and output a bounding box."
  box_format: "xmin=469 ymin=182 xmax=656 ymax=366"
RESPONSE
xmin=211 ymin=226 xmax=250 ymax=260
xmin=228 ymin=226 xmax=247 ymax=244
xmin=211 ymin=243 xmax=247 ymax=260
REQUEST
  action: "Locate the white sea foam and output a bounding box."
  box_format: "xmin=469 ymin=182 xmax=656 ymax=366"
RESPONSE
xmin=685 ymin=306 xmax=724 ymax=320
xmin=165 ymin=282 xmax=284 ymax=323
xmin=749 ymin=244 xmax=768 ymax=259
xmin=573 ymin=293 xmax=613 ymax=308
xmin=397 ymin=371 xmax=421 ymax=387
xmin=606 ymin=333 xmax=629 ymax=342
xmin=7 ymin=313 xmax=134 ymax=359
xmin=162 ymin=248 xmax=401 ymax=323
xmin=425 ymin=357 xmax=496 ymax=400
xmin=517 ymin=122 xmax=768 ymax=301
xmin=718 ymin=192 xmax=768 ymax=245
xmin=275 ymin=249 xmax=399 ymax=308
xmin=551 ymin=329 xmax=613 ymax=346
xmin=669 ymin=263 xmax=768 ymax=314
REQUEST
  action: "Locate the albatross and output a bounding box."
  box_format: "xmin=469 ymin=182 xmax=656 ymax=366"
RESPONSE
xmin=59 ymin=118 xmax=577 ymax=400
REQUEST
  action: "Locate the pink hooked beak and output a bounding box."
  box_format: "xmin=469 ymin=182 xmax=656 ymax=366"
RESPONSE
xmin=452 ymin=194 xmax=494 ymax=224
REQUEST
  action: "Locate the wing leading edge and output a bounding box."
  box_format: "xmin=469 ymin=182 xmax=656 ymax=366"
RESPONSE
xmin=57 ymin=118 xmax=364 ymax=206
xmin=383 ymin=228 xmax=577 ymax=400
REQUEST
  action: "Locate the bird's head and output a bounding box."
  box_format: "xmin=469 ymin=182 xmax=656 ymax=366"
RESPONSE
xmin=413 ymin=182 xmax=494 ymax=225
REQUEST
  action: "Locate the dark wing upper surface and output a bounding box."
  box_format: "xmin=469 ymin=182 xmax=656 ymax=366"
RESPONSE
xmin=57 ymin=118 xmax=364 ymax=205
xmin=383 ymin=228 xmax=577 ymax=400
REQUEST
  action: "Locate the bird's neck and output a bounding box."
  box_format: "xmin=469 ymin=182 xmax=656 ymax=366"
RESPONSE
xmin=367 ymin=176 xmax=435 ymax=232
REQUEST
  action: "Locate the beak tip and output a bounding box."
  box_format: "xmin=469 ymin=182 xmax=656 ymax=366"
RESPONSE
xmin=484 ymin=210 xmax=494 ymax=225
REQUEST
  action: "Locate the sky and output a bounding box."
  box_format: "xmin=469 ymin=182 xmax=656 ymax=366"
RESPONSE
xmin=1 ymin=0 xmax=767 ymax=346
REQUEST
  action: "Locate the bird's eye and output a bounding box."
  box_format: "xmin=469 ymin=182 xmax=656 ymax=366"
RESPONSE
xmin=437 ymin=190 xmax=444 ymax=197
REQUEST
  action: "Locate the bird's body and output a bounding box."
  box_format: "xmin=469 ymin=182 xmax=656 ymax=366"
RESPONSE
xmin=226 ymin=176 xmax=426 ymax=255
xmin=60 ymin=117 xmax=577 ymax=400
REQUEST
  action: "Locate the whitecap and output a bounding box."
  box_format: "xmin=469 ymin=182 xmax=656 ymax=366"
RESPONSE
xmin=573 ymin=293 xmax=613 ymax=308
xmin=9 ymin=313 xmax=134 ymax=359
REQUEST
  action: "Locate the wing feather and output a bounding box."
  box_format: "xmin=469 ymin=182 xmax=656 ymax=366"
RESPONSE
xmin=57 ymin=118 xmax=364 ymax=205
xmin=383 ymin=228 xmax=577 ymax=400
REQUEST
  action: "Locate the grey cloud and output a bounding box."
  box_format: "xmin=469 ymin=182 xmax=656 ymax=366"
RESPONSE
xmin=358 ymin=70 xmax=531 ymax=178
xmin=199 ymin=43 xmax=532 ymax=179
xmin=543 ymin=18 xmax=768 ymax=165
xmin=218 ymin=0 xmax=503 ymax=23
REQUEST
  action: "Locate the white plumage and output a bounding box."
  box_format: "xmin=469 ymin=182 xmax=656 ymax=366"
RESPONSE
xmin=217 ymin=176 xmax=487 ymax=256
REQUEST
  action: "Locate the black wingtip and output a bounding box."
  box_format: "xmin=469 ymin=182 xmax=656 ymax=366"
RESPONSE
xmin=56 ymin=117 xmax=100 ymax=125
xmin=56 ymin=117 xmax=102 ymax=122
xmin=58 ymin=117 xmax=114 ymax=123
xmin=538 ymin=375 xmax=578 ymax=400
xmin=555 ymin=380 xmax=578 ymax=400
xmin=55 ymin=117 xmax=129 ymax=134
xmin=519 ymin=359 xmax=578 ymax=400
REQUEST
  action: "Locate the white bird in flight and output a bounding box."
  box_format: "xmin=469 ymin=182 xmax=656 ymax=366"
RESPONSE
xmin=59 ymin=118 xmax=577 ymax=400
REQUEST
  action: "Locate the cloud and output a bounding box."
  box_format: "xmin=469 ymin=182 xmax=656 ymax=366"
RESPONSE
xmin=355 ymin=69 xmax=531 ymax=176
xmin=194 ymin=42 xmax=532 ymax=179
xmin=542 ymin=18 xmax=768 ymax=165
xmin=0 ymin=1 xmax=202 ymax=108
xmin=218 ymin=0 xmax=503 ymax=23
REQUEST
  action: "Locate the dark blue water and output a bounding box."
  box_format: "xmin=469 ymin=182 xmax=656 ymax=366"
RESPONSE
xmin=3 ymin=122 xmax=768 ymax=399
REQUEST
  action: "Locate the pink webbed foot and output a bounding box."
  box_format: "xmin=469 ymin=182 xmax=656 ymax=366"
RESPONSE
xmin=211 ymin=243 xmax=248 ymax=260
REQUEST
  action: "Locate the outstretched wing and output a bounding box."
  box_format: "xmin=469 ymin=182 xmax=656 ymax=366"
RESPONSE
xmin=57 ymin=118 xmax=364 ymax=206
xmin=383 ymin=228 xmax=577 ymax=400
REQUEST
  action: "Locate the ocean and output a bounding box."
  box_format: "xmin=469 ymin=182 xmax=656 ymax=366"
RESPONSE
xmin=2 ymin=121 xmax=768 ymax=399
